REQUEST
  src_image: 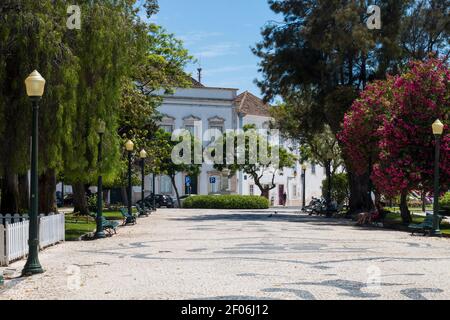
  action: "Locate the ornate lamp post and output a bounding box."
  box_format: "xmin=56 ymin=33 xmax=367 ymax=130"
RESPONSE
xmin=326 ymin=152 xmax=333 ymax=207
xmin=22 ymin=70 xmax=45 ymax=276
xmin=125 ymin=140 xmax=134 ymax=218
xmin=432 ymin=119 xmax=444 ymax=236
xmin=139 ymin=149 xmax=147 ymax=216
xmin=95 ymin=120 xmax=106 ymax=239
xmin=301 ymin=164 xmax=307 ymax=211
xmin=152 ymin=172 xmax=156 ymax=211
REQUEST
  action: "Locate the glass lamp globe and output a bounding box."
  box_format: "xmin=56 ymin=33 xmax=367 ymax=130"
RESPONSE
xmin=432 ymin=120 xmax=444 ymax=136
xmin=97 ymin=120 xmax=106 ymax=134
xmin=140 ymin=149 xmax=148 ymax=159
xmin=125 ymin=140 xmax=134 ymax=152
xmin=25 ymin=70 xmax=46 ymax=97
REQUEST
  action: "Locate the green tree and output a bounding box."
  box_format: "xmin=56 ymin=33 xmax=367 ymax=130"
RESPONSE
xmin=148 ymin=130 xmax=201 ymax=208
xmin=254 ymin=0 xmax=448 ymax=213
xmin=0 ymin=0 xmax=78 ymax=213
xmin=214 ymin=125 xmax=297 ymax=199
xmin=322 ymin=173 xmax=350 ymax=205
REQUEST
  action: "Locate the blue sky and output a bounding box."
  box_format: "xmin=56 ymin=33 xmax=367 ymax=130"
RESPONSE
xmin=149 ymin=0 xmax=279 ymax=97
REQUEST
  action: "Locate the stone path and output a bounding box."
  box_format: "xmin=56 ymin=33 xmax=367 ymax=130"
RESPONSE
xmin=1 ymin=208 xmax=449 ymax=300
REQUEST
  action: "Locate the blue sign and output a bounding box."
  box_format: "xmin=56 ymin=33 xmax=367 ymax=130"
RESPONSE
xmin=185 ymin=176 xmax=191 ymax=186
xmin=209 ymin=177 xmax=216 ymax=184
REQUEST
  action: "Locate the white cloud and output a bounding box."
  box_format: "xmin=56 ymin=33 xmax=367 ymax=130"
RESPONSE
xmin=194 ymin=42 xmax=241 ymax=58
xmin=178 ymin=31 xmax=223 ymax=46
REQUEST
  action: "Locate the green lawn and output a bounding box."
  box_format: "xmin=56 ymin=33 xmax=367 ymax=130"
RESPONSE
xmin=64 ymin=209 xmax=136 ymax=241
xmin=385 ymin=206 xmax=433 ymax=213
xmin=65 ymin=214 xmax=96 ymax=241
xmin=103 ymin=209 xmax=137 ymax=220
xmin=384 ymin=212 xmax=450 ymax=236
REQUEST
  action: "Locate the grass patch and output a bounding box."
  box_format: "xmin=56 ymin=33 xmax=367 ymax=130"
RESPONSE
xmin=103 ymin=211 xmax=124 ymax=220
xmin=103 ymin=209 xmax=137 ymax=220
xmin=385 ymin=206 xmax=433 ymax=213
xmin=65 ymin=214 xmax=96 ymax=241
xmin=384 ymin=212 xmax=450 ymax=236
xmin=64 ymin=209 xmax=136 ymax=241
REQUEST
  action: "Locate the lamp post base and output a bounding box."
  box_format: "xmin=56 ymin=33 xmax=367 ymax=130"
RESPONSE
xmin=431 ymin=229 xmax=442 ymax=237
xmin=94 ymin=231 xmax=106 ymax=239
xmin=22 ymin=259 xmax=44 ymax=277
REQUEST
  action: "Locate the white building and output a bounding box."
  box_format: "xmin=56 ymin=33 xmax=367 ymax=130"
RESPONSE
xmin=147 ymin=79 xmax=326 ymax=207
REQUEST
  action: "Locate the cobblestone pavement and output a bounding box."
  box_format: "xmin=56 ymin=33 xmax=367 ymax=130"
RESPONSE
xmin=1 ymin=208 xmax=449 ymax=300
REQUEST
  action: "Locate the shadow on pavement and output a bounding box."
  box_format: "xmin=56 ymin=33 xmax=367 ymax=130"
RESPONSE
xmin=172 ymin=213 xmax=354 ymax=227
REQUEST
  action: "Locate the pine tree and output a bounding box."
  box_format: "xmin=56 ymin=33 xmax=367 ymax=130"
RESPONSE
xmin=254 ymin=0 xmax=448 ymax=213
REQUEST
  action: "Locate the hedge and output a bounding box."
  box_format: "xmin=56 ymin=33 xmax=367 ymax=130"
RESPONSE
xmin=183 ymin=195 xmax=270 ymax=209
xmin=441 ymin=192 xmax=450 ymax=214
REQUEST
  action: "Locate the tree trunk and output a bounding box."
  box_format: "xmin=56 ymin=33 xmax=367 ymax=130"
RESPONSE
xmin=1 ymin=169 xmax=19 ymax=214
xmin=18 ymin=173 xmax=29 ymax=212
xmin=261 ymin=188 xmax=270 ymax=199
xmin=400 ymin=191 xmax=412 ymax=224
xmin=348 ymin=170 xmax=372 ymax=215
xmin=421 ymin=190 xmax=426 ymax=213
xmin=121 ymin=186 xmax=128 ymax=207
xmin=170 ymin=176 xmax=181 ymax=208
xmin=38 ymin=169 xmax=57 ymax=214
xmin=73 ymin=181 xmax=89 ymax=215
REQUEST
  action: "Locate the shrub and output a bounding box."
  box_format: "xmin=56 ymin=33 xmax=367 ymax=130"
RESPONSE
xmin=87 ymin=194 xmax=98 ymax=213
xmin=441 ymin=192 xmax=450 ymax=214
xmin=322 ymin=173 xmax=350 ymax=205
xmin=183 ymin=195 xmax=270 ymax=209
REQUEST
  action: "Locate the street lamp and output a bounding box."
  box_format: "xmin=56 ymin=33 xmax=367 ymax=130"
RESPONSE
xmin=125 ymin=140 xmax=134 ymax=219
xmin=326 ymin=152 xmax=333 ymax=207
xmin=95 ymin=120 xmax=106 ymax=239
xmin=22 ymin=70 xmax=45 ymax=276
xmin=301 ymin=164 xmax=307 ymax=211
xmin=139 ymin=149 xmax=147 ymax=216
xmin=432 ymin=119 xmax=444 ymax=236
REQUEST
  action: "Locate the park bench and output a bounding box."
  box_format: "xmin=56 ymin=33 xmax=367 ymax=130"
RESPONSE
xmin=89 ymin=213 xmax=120 ymax=236
xmin=120 ymin=208 xmax=137 ymax=226
xmin=409 ymin=214 xmax=442 ymax=236
xmin=136 ymin=202 xmax=150 ymax=217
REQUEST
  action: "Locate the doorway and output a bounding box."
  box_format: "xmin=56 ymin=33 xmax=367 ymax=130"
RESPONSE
xmin=185 ymin=175 xmax=198 ymax=195
xmin=278 ymin=185 xmax=285 ymax=206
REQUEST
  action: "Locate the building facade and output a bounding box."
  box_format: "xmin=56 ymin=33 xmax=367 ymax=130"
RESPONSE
xmin=147 ymin=80 xmax=326 ymax=207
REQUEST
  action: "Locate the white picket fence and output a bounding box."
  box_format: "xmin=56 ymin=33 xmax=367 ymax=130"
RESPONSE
xmin=39 ymin=214 xmax=65 ymax=249
xmin=0 ymin=213 xmax=65 ymax=266
xmin=0 ymin=214 xmax=29 ymax=225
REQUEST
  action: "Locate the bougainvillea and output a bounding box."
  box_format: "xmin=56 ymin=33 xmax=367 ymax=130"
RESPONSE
xmin=338 ymin=78 xmax=394 ymax=175
xmin=372 ymin=58 xmax=449 ymax=197
xmin=339 ymin=58 xmax=450 ymax=199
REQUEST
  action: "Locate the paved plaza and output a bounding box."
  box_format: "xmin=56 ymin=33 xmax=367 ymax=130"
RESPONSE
xmin=1 ymin=209 xmax=450 ymax=300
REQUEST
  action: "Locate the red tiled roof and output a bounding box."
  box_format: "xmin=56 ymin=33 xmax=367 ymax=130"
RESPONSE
xmin=235 ymin=91 xmax=271 ymax=117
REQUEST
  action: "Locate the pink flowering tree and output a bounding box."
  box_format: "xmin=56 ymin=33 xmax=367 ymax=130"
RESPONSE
xmin=372 ymin=58 xmax=449 ymax=222
xmin=338 ymin=79 xmax=394 ymax=210
xmin=340 ymin=58 xmax=449 ymax=223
